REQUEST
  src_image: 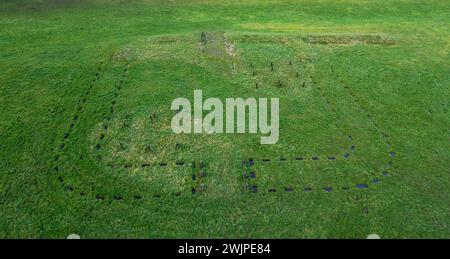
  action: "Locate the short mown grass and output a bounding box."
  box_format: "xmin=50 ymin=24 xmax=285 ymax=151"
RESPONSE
xmin=0 ymin=0 xmax=449 ymax=238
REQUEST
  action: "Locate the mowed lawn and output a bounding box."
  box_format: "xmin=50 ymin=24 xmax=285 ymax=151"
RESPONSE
xmin=0 ymin=0 xmax=449 ymax=238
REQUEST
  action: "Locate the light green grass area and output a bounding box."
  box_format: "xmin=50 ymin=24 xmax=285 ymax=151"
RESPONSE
xmin=0 ymin=0 xmax=449 ymax=238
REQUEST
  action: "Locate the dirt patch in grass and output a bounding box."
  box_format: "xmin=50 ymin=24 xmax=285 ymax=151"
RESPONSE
xmin=199 ymin=32 xmax=228 ymax=58
xmin=302 ymin=34 xmax=395 ymax=45
xmin=224 ymin=37 xmax=236 ymax=58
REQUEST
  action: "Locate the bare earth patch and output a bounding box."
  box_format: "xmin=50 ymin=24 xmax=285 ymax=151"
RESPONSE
xmin=302 ymin=34 xmax=396 ymax=45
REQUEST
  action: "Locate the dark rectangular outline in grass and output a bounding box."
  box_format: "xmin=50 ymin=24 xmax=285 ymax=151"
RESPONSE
xmin=235 ymin=39 xmax=397 ymax=194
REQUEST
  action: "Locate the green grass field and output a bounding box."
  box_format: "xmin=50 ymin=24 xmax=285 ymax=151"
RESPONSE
xmin=0 ymin=0 xmax=449 ymax=238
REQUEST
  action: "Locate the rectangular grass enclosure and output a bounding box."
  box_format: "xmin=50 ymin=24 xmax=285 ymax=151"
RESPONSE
xmin=0 ymin=0 xmax=448 ymax=239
